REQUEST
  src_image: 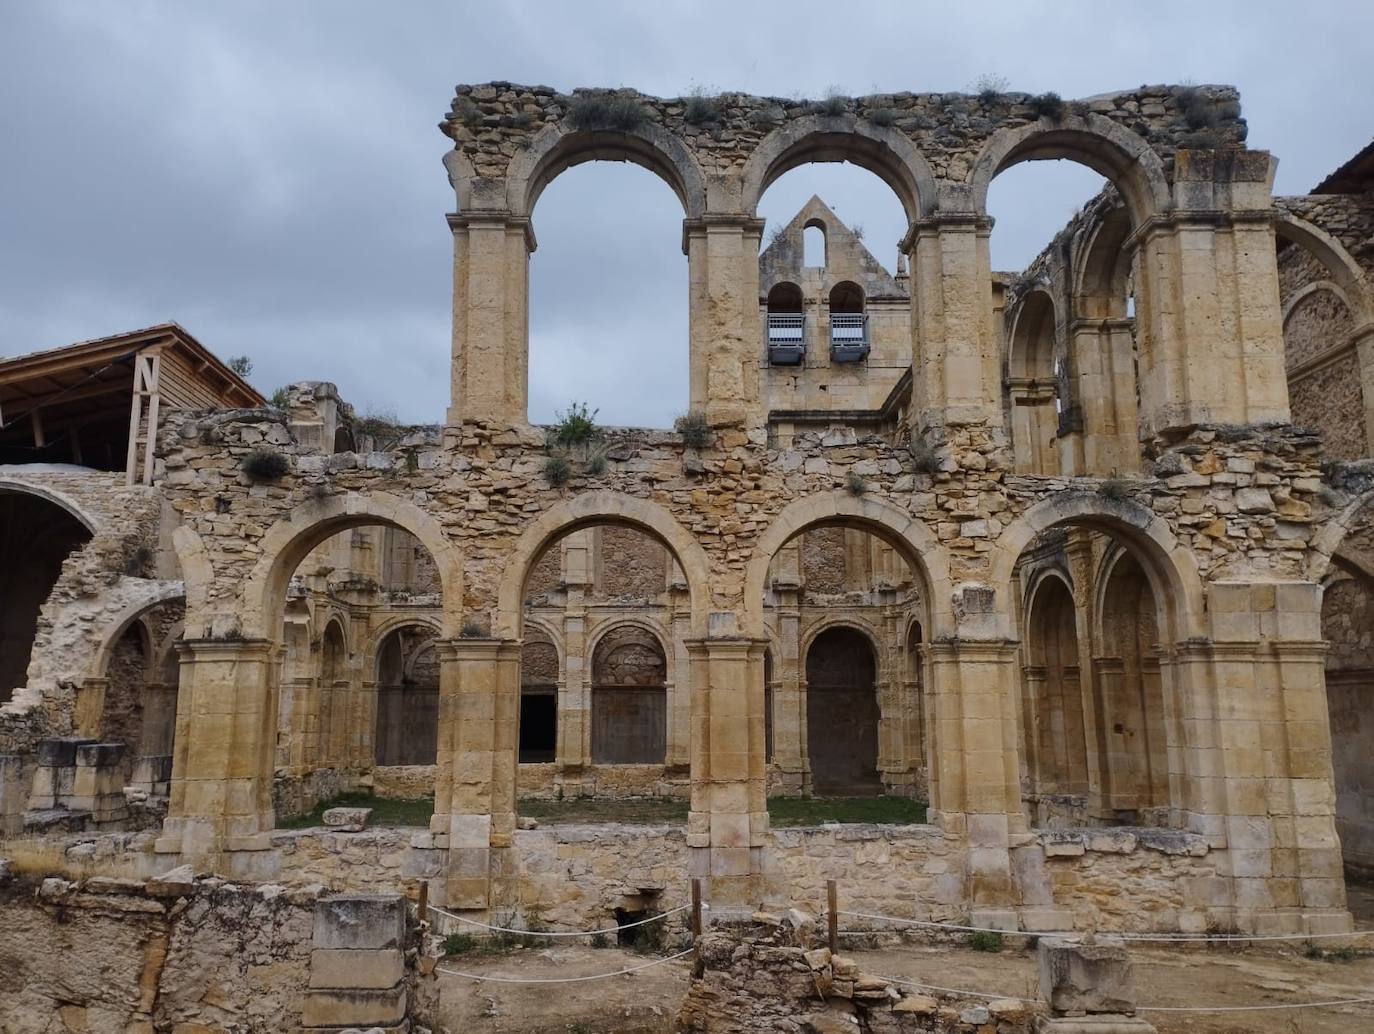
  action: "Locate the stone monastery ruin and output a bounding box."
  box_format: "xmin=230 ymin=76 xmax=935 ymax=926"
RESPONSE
xmin=2 ymin=77 xmax=1374 ymax=1028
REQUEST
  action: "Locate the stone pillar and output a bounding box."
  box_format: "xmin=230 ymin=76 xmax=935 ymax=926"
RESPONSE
xmin=557 ymin=530 xmax=592 ymax=794
xmin=1069 ymin=317 xmax=1140 ymax=475
xmin=1204 ymin=582 xmax=1351 ymax=933
xmin=304 ymin=895 xmax=410 ymax=1030
xmin=73 ymin=677 xmax=109 ymax=739
xmin=1037 ymin=936 xmax=1156 ymax=1032
xmin=908 ymin=214 xmax=1002 ymax=434
xmin=1134 ymin=152 xmax=1289 ymax=436
xmin=1007 ymin=379 xmax=1059 ymax=475
xmin=156 ymin=639 xmax=278 ymax=870
xmin=447 ymin=212 xmax=533 ymax=428
xmin=685 ymin=215 xmax=766 ymax=428
xmin=926 ymin=637 xmax=1024 ymax=923
xmin=770 ymin=561 xmax=804 ymax=796
xmin=686 ymin=636 xmax=771 ymax=908
xmin=433 ymin=637 xmax=520 ymax=910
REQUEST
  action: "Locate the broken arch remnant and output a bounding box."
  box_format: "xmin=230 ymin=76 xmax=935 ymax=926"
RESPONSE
xmin=6 ymin=78 xmax=1372 ymax=940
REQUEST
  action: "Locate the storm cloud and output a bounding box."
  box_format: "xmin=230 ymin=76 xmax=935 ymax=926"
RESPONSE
xmin=2 ymin=1 xmax=1370 ymax=426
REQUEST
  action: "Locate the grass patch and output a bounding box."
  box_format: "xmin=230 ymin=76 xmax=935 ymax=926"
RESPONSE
xmin=767 ymin=796 xmax=927 ymax=827
xmin=519 ymin=797 xmax=690 ymax=825
xmin=675 ymin=410 xmax=712 ymax=449
xmin=1029 ymin=92 xmax=1065 ymax=121
xmin=567 ymin=92 xmax=646 ymax=132
xmin=242 ymin=447 xmax=289 ymax=483
xmin=277 ymin=791 xmax=434 ymax=829
xmin=968 ymin=930 xmax=1005 ymax=953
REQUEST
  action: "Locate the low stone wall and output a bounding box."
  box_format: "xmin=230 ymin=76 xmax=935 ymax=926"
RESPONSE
xmin=372 ymin=763 xmax=437 ymax=799
xmin=1019 ymin=827 xmax=1220 ymax=932
xmin=373 ymin=762 xmax=694 ymax=800
xmin=772 ymin=823 xmax=966 ymax=921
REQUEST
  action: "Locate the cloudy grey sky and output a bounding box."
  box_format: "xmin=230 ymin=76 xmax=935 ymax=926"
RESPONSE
xmin=2 ymin=2 xmax=1370 ymax=427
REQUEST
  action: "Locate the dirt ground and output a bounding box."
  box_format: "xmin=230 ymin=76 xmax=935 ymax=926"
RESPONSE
xmin=436 ymin=885 xmax=1374 ymax=1034
xmin=435 ymin=938 xmax=1373 ymax=1034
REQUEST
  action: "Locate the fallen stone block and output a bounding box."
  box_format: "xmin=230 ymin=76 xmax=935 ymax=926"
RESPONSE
xmin=1038 ymin=937 xmax=1136 ymax=1016
xmin=323 ymin=807 xmax=372 ymax=832
xmin=146 ymin=864 xmax=197 ymax=898
xmin=301 ymin=986 xmax=406 ymax=1028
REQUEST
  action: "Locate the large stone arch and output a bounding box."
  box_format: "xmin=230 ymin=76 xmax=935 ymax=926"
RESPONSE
xmin=240 ymin=492 xmax=461 ymax=641
xmin=1274 ymin=212 xmax=1374 ymax=328
xmin=744 ymin=492 xmax=954 ymax=638
xmin=966 ymin=114 xmax=1171 ymax=227
xmin=798 ymin=615 xmax=883 ymax=665
xmin=989 ymin=492 xmax=1206 ymax=642
xmin=505 ymin=120 xmax=709 ymax=220
xmin=496 ymin=491 xmax=710 ymax=639
xmin=1310 ymin=489 xmax=1374 ymax=583
xmin=91 ymin=583 xmax=188 ymax=681
xmin=740 ymin=114 xmax=938 ymax=221
xmin=362 ymin=613 xmax=443 ymax=678
xmin=0 ymin=477 xmax=101 ymax=534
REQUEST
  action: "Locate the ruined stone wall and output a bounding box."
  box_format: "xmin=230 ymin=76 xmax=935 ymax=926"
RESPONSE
xmin=446 ymin=82 xmax=1245 ymax=185
xmin=1277 ymin=244 xmax=1366 ymax=461
xmin=596 ymin=523 xmax=668 ymax=598
xmin=1322 ymin=574 xmax=1374 ymax=875
xmin=0 ymin=874 xmax=317 ymax=1032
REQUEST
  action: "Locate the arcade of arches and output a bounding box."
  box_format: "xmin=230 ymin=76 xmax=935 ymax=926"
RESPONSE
xmin=3 ymin=82 xmax=1374 ymax=939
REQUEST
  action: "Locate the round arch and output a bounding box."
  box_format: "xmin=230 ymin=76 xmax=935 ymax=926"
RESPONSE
xmin=1007 ymin=287 xmax=1058 ymax=380
xmin=1072 ymin=202 xmax=1134 ymax=317
xmin=506 ymin=121 xmax=709 ymax=220
xmin=743 ymin=492 xmax=954 ymax=638
xmin=362 ymin=614 xmax=443 ymax=679
xmin=799 ymin=616 xmax=882 ymax=668
xmin=1022 ymin=565 xmax=1075 ymax=627
xmin=496 ymin=491 xmax=710 ymax=639
xmin=320 ymin=615 xmax=350 ymax=664
xmin=740 ymin=114 xmax=939 ymax=222
xmin=989 ymin=492 xmax=1206 ymax=642
xmin=585 ymin=615 xmax=672 ymax=665
xmin=1274 ymin=212 xmax=1374 ymax=328
xmin=1309 ymin=488 xmax=1374 ymax=583
xmin=1282 ymin=279 xmax=1356 ymax=328
xmin=91 ymin=583 xmax=188 ymax=681
xmin=240 ymin=492 xmax=460 ymax=642
xmin=967 ymin=115 xmax=1171 ymax=227
xmin=0 ymin=478 xmax=101 ymax=535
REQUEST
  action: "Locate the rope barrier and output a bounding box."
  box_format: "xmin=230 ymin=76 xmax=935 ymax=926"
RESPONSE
xmin=838 ymin=908 xmax=1374 ymax=944
xmin=877 ymin=973 xmax=1027 ymax=1002
xmin=435 ymin=946 xmax=695 ymax=984
xmin=427 ymin=902 xmax=691 ymax=938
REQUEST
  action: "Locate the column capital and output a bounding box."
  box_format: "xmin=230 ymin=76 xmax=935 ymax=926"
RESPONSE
xmin=446 ymin=210 xmax=536 ymax=251
xmin=435 ymin=636 xmax=521 ymax=662
xmin=176 ymin=637 xmax=276 ymax=661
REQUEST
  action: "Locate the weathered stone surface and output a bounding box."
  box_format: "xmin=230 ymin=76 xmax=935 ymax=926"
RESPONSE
xmin=1038 ymin=938 xmax=1136 ymax=1017
xmin=323 ymin=807 xmax=372 ymax=832
xmin=312 ymin=895 xmax=408 ymax=951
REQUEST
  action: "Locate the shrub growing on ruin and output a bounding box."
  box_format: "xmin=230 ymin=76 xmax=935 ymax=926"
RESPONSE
xmin=868 ymin=107 xmax=898 ymax=128
xmin=1097 ymin=477 xmax=1132 ymax=501
xmin=566 ymin=92 xmax=647 ymax=131
xmin=813 ymin=88 xmax=848 ymax=117
xmin=269 ymin=386 xmax=290 ymax=409
xmin=550 ymin=401 xmax=600 ymax=454
xmin=544 ymin=453 xmax=573 ymax=486
xmin=460 ymin=618 xmax=485 ymax=638
xmin=675 ymin=410 xmax=712 ymax=449
xmin=227 ymin=355 xmax=253 ymax=378
xmin=968 ymin=930 xmax=1004 ymax=953
xmin=974 ymin=73 xmax=1009 ymax=104
xmin=586 ymin=448 xmax=608 ymax=476
xmin=242 ymin=447 xmax=289 ymax=483
xmin=443 ymin=932 xmax=476 ymax=955
xmin=909 ymin=436 xmax=939 ymax=474
xmin=683 ymin=88 xmax=724 ymax=126
xmin=846 ymin=472 xmax=868 ymax=496
xmin=1029 ymin=92 xmax=1065 ymax=121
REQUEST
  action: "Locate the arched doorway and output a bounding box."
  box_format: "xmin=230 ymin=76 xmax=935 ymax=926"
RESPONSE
xmin=0 ymin=489 xmax=93 ymax=701
xmin=590 ymin=625 xmax=667 ymax=765
xmin=519 ymin=630 xmax=558 ymax=764
xmin=805 ymin=626 xmax=880 ymax=795
xmin=374 ymin=624 xmax=439 ymax=766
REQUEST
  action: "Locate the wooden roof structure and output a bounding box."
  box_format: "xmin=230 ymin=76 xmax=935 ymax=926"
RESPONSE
xmin=0 ymin=323 xmax=264 ymax=482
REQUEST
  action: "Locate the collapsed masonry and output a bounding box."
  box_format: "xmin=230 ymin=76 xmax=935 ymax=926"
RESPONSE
xmin=0 ymin=81 xmax=1372 ymax=968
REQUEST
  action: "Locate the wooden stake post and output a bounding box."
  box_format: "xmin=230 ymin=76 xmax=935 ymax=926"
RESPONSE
xmin=827 ymin=879 xmax=838 ymax=954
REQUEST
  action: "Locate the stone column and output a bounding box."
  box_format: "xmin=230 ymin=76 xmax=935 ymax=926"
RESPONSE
xmin=926 ymin=637 xmax=1024 ymax=925
xmin=1204 ymin=582 xmax=1350 ymax=933
xmin=1133 ymin=152 xmax=1289 ymax=436
xmin=155 ymin=639 xmax=278 ymax=871
xmin=557 ymin=531 xmax=592 ymax=794
xmin=908 ymin=214 xmax=1002 ymax=435
xmin=686 ymin=636 xmax=771 ymax=908
xmin=1007 ymin=379 xmax=1059 ymax=475
xmin=770 ymin=570 xmax=804 ymax=797
xmin=433 ymin=637 xmax=521 ymax=910
xmin=1069 ymin=316 xmax=1140 ymax=475
xmin=447 ymin=212 xmax=533 ymax=428
xmin=685 ymin=215 xmax=766 ymax=428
